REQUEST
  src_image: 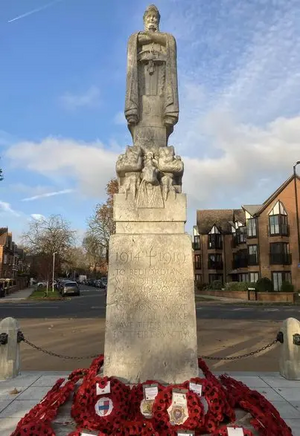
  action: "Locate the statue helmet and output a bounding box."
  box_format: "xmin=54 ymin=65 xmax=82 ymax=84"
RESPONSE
xmin=143 ymin=4 xmax=161 ymax=22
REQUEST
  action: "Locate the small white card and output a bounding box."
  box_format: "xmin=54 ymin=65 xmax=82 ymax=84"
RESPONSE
xmin=189 ymin=382 xmax=202 ymax=397
xmin=81 ymin=432 xmax=98 ymax=436
xmin=177 ymin=431 xmax=195 ymax=436
xmin=172 ymin=391 xmax=187 ymax=406
xmin=144 ymin=385 xmax=158 ymax=400
xmin=96 ymin=380 xmax=110 ymax=395
xmin=227 ymin=428 xmax=244 ymax=436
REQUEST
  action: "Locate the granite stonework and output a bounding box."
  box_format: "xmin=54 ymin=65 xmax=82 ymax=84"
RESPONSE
xmin=279 ymin=317 xmax=300 ymax=380
xmin=104 ymin=233 xmax=198 ymax=383
xmin=103 ymin=5 xmax=198 ymax=383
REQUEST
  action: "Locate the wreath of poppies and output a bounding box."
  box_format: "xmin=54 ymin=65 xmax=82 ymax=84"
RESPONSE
xmin=128 ymin=380 xmax=165 ymax=421
xmin=151 ymin=384 xmax=204 ymax=432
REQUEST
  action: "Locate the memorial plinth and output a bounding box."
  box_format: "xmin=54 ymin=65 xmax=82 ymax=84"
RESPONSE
xmin=104 ymin=195 xmax=198 ymax=384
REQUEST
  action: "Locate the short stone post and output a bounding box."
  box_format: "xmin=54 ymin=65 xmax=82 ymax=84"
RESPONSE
xmin=279 ymin=317 xmax=300 ymax=380
xmin=0 ymin=317 xmax=20 ymax=379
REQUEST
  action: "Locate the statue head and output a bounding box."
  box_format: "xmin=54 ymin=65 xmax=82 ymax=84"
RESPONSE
xmin=143 ymin=4 xmax=160 ymax=32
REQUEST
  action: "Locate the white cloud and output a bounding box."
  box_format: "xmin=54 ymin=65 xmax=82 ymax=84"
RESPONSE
xmin=22 ymin=189 xmax=74 ymax=202
xmin=0 ymin=201 xmax=20 ymax=217
xmin=60 ymin=86 xmax=101 ymax=110
xmin=31 ymin=214 xmax=46 ymax=221
xmin=6 ymin=137 xmax=119 ymax=199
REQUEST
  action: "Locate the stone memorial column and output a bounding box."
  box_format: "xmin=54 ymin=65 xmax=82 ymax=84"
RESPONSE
xmin=103 ymin=4 xmax=198 ymax=384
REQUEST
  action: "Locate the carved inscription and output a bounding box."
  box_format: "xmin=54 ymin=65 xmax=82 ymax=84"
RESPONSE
xmin=116 ymin=248 xmax=186 ymax=267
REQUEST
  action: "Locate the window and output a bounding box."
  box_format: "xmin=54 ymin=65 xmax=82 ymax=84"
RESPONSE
xmin=272 ymin=272 xmax=291 ymax=291
xmin=249 ymin=272 xmax=259 ymax=283
xmin=239 ymin=273 xmax=249 ymax=282
xmin=3 ymin=254 xmax=7 ymax=265
xmin=270 ymin=243 xmax=291 ymax=264
xmin=195 ymin=274 xmax=202 ymax=283
xmin=193 ymin=235 xmax=200 ymax=250
xmin=208 ymin=254 xmax=223 ymax=269
xmin=195 ymin=254 xmax=201 ymax=269
xmin=209 ymin=274 xmax=223 ymax=284
xmin=233 ymin=249 xmax=248 ymax=268
xmin=236 ymin=226 xmax=247 ymax=244
xmin=248 ymin=245 xmax=258 ymax=265
xmin=269 ymin=201 xmax=288 ymax=236
xmin=208 ymin=234 xmax=222 ymax=249
xmin=247 ymin=218 xmax=257 ymax=237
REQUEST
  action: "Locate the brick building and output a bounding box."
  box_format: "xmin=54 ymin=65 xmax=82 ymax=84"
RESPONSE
xmin=193 ymin=173 xmax=300 ymax=291
xmin=0 ymin=228 xmax=26 ymax=279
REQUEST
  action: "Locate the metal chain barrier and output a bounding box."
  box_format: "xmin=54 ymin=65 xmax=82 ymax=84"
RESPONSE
xmin=14 ymin=330 xmax=281 ymax=362
xmin=17 ymin=331 xmax=99 ymax=360
xmin=199 ymin=338 xmax=279 ymax=361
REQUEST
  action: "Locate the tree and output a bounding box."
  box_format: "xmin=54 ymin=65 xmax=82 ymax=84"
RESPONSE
xmin=22 ymin=215 xmax=76 ymax=281
xmin=84 ymin=178 xmax=118 ymax=272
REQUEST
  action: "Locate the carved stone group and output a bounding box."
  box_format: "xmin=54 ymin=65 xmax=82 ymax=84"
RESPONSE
xmin=116 ymin=145 xmax=183 ymax=206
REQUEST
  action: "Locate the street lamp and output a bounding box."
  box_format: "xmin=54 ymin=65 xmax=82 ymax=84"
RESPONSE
xmin=52 ymin=252 xmax=57 ymax=292
xmin=293 ymin=162 xmax=300 ymax=264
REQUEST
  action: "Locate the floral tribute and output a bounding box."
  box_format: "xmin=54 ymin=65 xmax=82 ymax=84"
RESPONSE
xmin=11 ymin=355 xmax=293 ymax=436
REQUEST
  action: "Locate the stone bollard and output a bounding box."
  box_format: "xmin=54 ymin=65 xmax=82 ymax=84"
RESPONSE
xmin=0 ymin=317 xmax=20 ymax=379
xmin=279 ymin=317 xmax=300 ymax=380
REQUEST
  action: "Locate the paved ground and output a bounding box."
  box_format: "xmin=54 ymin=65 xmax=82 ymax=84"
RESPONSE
xmin=0 ymin=372 xmax=299 ymax=435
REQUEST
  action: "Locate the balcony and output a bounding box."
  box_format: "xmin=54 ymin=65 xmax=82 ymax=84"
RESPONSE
xmin=248 ymin=254 xmax=258 ymax=266
xmin=269 ymin=253 xmax=292 ymax=265
xmin=267 ymin=224 xmax=290 ymax=237
xmin=208 ymin=260 xmax=223 ymax=270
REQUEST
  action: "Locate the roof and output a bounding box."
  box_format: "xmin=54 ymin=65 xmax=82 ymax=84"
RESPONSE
xmin=242 ymin=205 xmax=262 ymax=216
xmin=254 ymin=174 xmax=300 ymax=216
xmin=197 ymin=209 xmax=244 ymax=234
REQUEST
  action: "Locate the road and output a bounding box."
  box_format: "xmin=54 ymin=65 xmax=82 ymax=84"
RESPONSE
xmin=0 ymin=285 xmax=300 ymax=320
xmin=0 ymin=285 xmax=298 ymax=373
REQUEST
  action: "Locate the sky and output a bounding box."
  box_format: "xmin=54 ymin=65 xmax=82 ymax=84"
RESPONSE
xmin=1 ymin=0 xmax=300 ymax=243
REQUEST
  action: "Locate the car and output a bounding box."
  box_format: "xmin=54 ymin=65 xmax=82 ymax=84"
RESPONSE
xmin=61 ymin=281 xmax=80 ymax=297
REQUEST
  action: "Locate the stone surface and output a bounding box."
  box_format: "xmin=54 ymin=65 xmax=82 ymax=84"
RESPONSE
xmin=104 ymin=233 xmax=198 ymax=384
xmin=125 ymin=5 xmax=179 ymax=150
xmin=0 ymin=318 xmax=20 ymax=380
xmin=279 ymin=317 xmax=300 ymax=380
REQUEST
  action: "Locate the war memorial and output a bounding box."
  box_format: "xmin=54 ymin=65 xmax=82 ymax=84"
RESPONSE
xmin=1 ymin=5 xmax=299 ymax=436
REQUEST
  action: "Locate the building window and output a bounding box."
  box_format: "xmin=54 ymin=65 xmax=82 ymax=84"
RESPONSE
xmin=248 ymin=245 xmax=258 ymax=265
xmin=247 ymin=218 xmax=257 ymax=238
xmin=239 ymin=273 xmax=249 ymax=282
xmin=3 ymin=254 xmax=7 ymax=265
xmin=249 ymin=272 xmax=259 ymax=283
xmin=236 ymin=226 xmax=247 ymax=244
xmin=272 ymin=271 xmax=291 ymax=291
xmin=268 ymin=201 xmax=288 ymax=236
xmin=208 ymin=234 xmax=222 ymax=249
xmin=233 ymin=249 xmax=248 ymax=269
xmin=208 ymin=254 xmax=223 ymax=270
xmin=193 ymin=235 xmax=200 ymax=250
xmin=195 ymin=254 xmax=201 ymax=269
xmin=195 ymin=274 xmax=202 ymax=283
xmin=209 ymin=274 xmax=223 ymax=285
xmin=270 ymin=243 xmax=291 ymax=265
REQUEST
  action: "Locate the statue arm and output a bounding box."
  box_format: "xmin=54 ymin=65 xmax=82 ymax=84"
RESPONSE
xmin=137 ymin=31 xmax=166 ymax=46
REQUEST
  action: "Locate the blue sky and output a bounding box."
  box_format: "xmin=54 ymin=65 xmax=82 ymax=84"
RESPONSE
xmin=1 ymin=0 xmax=300 ymax=242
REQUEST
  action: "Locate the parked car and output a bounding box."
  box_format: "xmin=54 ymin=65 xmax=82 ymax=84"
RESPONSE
xmin=61 ymin=281 xmax=80 ymax=297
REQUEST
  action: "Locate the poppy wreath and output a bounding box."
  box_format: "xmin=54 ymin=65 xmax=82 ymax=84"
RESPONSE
xmin=220 ymin=375 xmax=293 ymax=436
xmin=211 ymin=425 xmax=254 ymax=436
xmin=71 ymin=375 xmax=131 ymax=433
xmin=198 ymin=358 xmax=236 ymax=423
xmin=128 ymin=380 xmax=165 ymax=421
xmin=182 ymin=377 xmax=230 ymax=433
xmin=112 ymin=419 xmax=159 ymax=435
xmin=12 ymin=377 xmax=76 ymax=436
xmin=152 ymin=385 xmax=204 ymax=432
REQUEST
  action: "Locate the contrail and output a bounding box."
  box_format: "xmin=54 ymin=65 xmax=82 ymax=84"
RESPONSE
xmin=8 ymin=0 xmax=62 ymax=23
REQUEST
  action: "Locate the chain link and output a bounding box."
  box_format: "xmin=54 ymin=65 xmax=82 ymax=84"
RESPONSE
xmin=18 ymin=330 xmax=279 ymax=362
xmin=199 ymin=339 xmax=279 ymax=361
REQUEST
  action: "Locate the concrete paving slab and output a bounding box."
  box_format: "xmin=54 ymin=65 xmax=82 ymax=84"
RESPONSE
xmin=16 ymin=386 xmax=52 ymax=400
xmin=274 ymin=387 xmax=300 ymax=402
xmin=0 ymin=417 xmax=21 ymax=436
xmin=285 ymin=418 xmax=300 ymax=434
xmin=0 ymin=399 xmax=39 ymax=418
xmin=269 ymin=401 xmax=300 ymax=419
xmin=224 ymin=375 xmax=269 ymax=387
xmin=0 ymin=401 xmax=13 ymax=413
xmin=261 ymin=376 xmax=300 ymax=388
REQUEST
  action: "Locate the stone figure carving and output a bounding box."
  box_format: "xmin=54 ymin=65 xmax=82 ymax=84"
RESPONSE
xmin=137 ymin=152 xmax=164 ymax=208
xmin=158 ymin=146 xmax=184 ymax=198
xmin=125 ymin=4 xmax=179 ymax=151
xmin=116 ymin=146 xmax=142 ymax=198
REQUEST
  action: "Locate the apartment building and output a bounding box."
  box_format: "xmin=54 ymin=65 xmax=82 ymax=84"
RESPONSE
xmin=193 ymin=173 xmax=300 ymax=291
